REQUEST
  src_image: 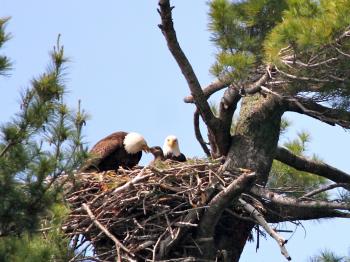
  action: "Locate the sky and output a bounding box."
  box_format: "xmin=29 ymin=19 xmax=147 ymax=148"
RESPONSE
xmin=1 ymin=1 xmax=350 ymax=261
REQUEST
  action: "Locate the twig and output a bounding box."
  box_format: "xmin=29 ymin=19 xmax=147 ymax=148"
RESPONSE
xmin=193 ymin=109 xmax=211 ymax=157
xmin=239 ymin=199 xmax=292 ymax=261
xmin=81 ymin=203 xmax=133 ymax=257
xmin=197 ymin=172 xmax=256 ymax=239
xmin=300 ymin=183 xmax=350 ymax=199
xmin=112 ymin=166 xmax=150 ymax=194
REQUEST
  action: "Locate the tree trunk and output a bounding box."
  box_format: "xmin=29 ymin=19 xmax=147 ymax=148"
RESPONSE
xmin=204 ymin=93 xmax=285 ymax=261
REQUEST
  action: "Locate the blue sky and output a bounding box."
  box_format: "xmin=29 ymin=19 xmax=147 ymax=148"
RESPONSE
xmin=1 ymin=1 xmax=349 ymax=261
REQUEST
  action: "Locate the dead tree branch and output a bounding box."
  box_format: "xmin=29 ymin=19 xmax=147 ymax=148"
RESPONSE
xmin=275 ymin=147 xmax=350 ymax=184
xmin=193 ymin=109 xmax=211 ymax=157
xmin=196 ymin=172 xmax=256 ymax=242
xmin=184 ymin=78 xmax=231 ymax=103
xmin=158 ymin=0 xmax=218 ymax=129
xmin=81 ymin=203 xmax=133 ymax=257
xmin=251 ymin=186 xmax=350 ymax=211
xmin=300 ymin=183 xmax=350 ymax=199
xmin=239 ymin=199 xmax=291 ymax=261
xmin=285 ymin=97 xmax=350 ymax=129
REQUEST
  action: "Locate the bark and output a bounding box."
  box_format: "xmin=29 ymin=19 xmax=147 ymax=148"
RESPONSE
xmin=275 ymin=147 xmax=350 ymax=184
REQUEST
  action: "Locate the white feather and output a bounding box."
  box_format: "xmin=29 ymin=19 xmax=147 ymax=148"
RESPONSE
xmin=124 ymin=132 xmax=147 ymax=154
xmin=163 ymin=135 xmax=181 ymax=157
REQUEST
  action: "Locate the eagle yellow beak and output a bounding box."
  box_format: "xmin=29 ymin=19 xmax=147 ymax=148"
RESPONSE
xmin=168 ymin=139 xmax=176 ymax=148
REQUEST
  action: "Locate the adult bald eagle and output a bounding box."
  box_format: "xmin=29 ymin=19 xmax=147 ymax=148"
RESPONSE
xmin=149 ymin=146 xmax=165 ymax=165
xmin=163 ymin=135 xmax=186 ymax=162
xmin=80 ymin=131 xmax=150 ymax=172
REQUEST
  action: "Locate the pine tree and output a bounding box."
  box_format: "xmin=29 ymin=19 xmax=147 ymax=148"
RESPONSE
xmin=0 ymin=18 xmax=89 ymax=261
xmin=157 ymin=0 xmax=350 ymax=260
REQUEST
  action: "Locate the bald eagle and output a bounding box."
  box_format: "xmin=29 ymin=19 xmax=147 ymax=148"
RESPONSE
xmin=149 ymin=146 xmax=165 ymax=165
xmin=163 ymin=135 xmax=186 ymax=162
xmin=80 ymin=131 xmax=150 ymax=172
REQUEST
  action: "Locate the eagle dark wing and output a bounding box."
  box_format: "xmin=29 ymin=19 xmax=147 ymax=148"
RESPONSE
xmin=166 ymin=153 xmax=186 ymax=162
xmin=90 ymin=132 xmax=127 ymax=158
xmin=80 ymin=131 xmax=127 ymax=172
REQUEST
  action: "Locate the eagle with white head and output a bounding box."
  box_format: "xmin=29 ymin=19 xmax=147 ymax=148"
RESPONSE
xmin=80 ymin=131 xmax=150 ymax=172
xmin=162 ymin=135 xmax=186 ymax=162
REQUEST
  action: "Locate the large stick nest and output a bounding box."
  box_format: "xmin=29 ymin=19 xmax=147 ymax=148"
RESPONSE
xmin=63 ymin=159 xmax=248 ymax=261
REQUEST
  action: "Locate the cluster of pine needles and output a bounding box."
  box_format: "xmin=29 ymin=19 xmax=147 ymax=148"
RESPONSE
xmin=63 ymin=159 xmax=248 ymax=261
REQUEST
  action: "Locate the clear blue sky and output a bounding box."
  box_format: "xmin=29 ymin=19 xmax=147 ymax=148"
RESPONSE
xmin=1 ymin=1 xmax=349 ymax=261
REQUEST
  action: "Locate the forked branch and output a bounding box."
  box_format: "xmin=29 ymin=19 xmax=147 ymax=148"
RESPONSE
xmin=197 ymin=172 xmax=256 ymax=239
xmin=285 ymin=97 xmax=350 ymax=129
xmin=158 ymin=0 xmax=218 ymax=129
xmin=239 ymin=199 xmax=291 ymax=261
xmin=193 ymin=109 xmax=211 ymax=157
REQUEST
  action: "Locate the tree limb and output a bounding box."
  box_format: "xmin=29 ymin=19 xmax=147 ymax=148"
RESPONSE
xmin=158 ymin=0 xmax=218 ymax=129
xmin=251 ymin=186 xmax=350 ymax=210
xmin=263 ymin=202 xmax=350 ymax=223
xmin=285 ymin=97 xmax=350 ymax=129
xmin=82 ymin=203 xmax=133 ymax=258
xmin=275 ymin=147 xmax=350 ymax=184
xmin=239 ymin=199 xmax=291 ymax=261
xmin=197 ymin=172 xmax=256 ymax=239
xmin=184 ymin=78 xmax=231 ymax=103
xmin=193 ymin=109 xmax=211 ymax=157
xmin=300 ymin=183 xmax=350 ymax=199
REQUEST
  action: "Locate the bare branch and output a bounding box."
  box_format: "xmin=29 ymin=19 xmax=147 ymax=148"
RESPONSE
xmin=282 ymin=57 xmax=339 ymax=68
xmin=285 ymin=97 xmax=350 ymax=129
xmin=112 ymin=166 xmax=151 ymax=194
xmin=243 ymin=71 xmax=270 ymax=95
xmin=184 ymin=78 xmax=231 ymax=104
xmin=300 ymin=183 xmax=350 ymax=199
xmin=275 ymin=147 xmax=350 ymax=184
xmin=82 ymin=203 xmax=133 ymax=257
xmin=158 ymin=0 xmax=218 ymax=128
xmin=197 ymin=172 xmax=256 ymax=239
xmin=239 ymin=199 xmax=291 ymax=261
xmin=263 ymin=201 xmax=350 ymax=223
xmin=275 ymin=66 xmax=331 ymax=83
xmin=193 ymin=109 xmax=211 ymax=157
xmin=251 ymin=186 xmax=350 ymax=210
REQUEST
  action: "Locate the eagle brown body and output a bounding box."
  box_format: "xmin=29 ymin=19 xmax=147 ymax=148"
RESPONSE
xmin=80 ymin=131 xmax=145 ymax=172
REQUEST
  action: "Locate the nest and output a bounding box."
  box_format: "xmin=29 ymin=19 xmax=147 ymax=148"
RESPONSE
xmin=63 ymin=159 xmax=247 ymax=261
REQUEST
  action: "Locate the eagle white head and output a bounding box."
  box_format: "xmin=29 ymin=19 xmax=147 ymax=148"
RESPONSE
xmin=124 ymin=132 xmax=150 ymax=154
xmin=163 ymin=135 xmax=181 ymax=157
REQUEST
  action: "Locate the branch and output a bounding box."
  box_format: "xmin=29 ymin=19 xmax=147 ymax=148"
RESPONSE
xmin=112 ymin=166 xmax=151 ymax=194
xmin=239 ymin=199 xmax=291 ymax=261
xmin=275 ymin=147 xmax=350 ymax=184
xmin=251 ymin=186 xmax=350 ymax=211
xmin=263 ymin=201 xmax=350 ymax=223
xmin=197 ymin=172 xmax=256 ymax=239
xmin=193 ymin=109 xmax=211 ymax=157
xmin=184 ymin=78 xmax=231 ymax=103
xmin=285 ymin=97 xmax=350 ymax=129
xmin=81 ymin=203 xmax=133 ymax=257
xmin=243 ymin=71 xmax=270 ymax=95
xmin=300 ymin=183 xmax=350 ymax=199
xmin=158 ymin=0 xmax=218 ymax=128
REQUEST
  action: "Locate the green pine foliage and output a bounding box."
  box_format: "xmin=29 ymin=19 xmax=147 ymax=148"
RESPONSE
xmin=0 ymin=17 xmax=11 ymax=74
xmin=309 ymin=250 xmax=350 ymax=262
xmin=209 ymin=0 xmax=288 ymax=81
xmin=268 ymin=130 xmax=329 ymax=199
xmin=264 ymin=0 xmax=350 ymax=61
xmin=209 ymin=0 xmax=350 ymax=109
xmin=263 ymin=0 xmax=350 ymax=109
xmin=0 ymin=19 xmax=89 ymax=260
